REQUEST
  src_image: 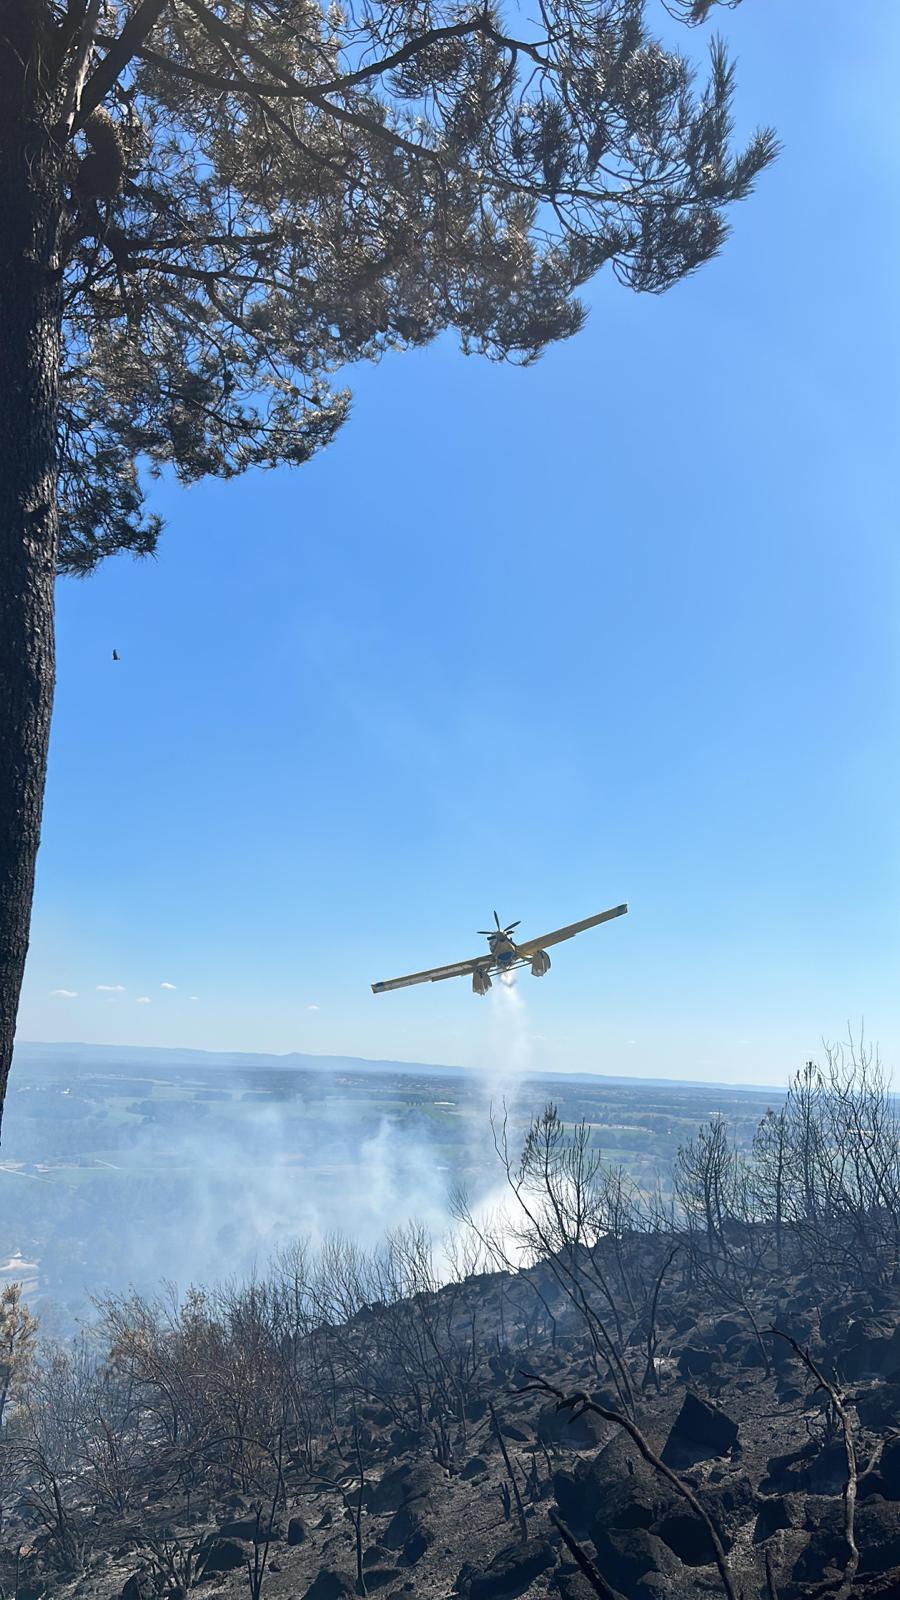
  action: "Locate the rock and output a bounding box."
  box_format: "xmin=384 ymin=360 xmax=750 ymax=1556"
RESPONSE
xmin=590 ymin=1527 xmax=683 ymax=1596
xmin=785 ymin=1496 xmax=900 ymax=1595
xmin=402 ymin=1527 xmax=432 ymax=1565
xmin=365 ymin=1461 xmax=445 ymax=1515
xmin=121 ymin=1573 xmax=157 ymax=1600
xmin=364 ymin=1544 xmax=392 ymax=1568
xmin=538 ymin=1402 xmax=610 ymax=1450
xmin=763 ymin=1442 xmax=816 ymax=1491
xmin=553 ymin=1467 xmax=593 ymax=1533
xmin=288 ymin=1514 xmax=311 ymax=1545
xmin=840 ymin=1320 xmax=900 ymax=1381
xmin=364 ymin=1567 xmax=403 ymax=1589
xmin=677 ymin=1345 xmax=719 ymax=1379
xmin=302 ymin=1570 xmax=357 ymax=1600
xmin=714 ymin=1316 xmax=745 ymax=1342
xmin=217 ymin=1513 xmax=282 ymax=1543
xmin=661 ymin=1393 xmax=738 ymax=1464
xmin=501 ymin=1422 xmax=530 ymax=1442
xmin=200 ymin=1538 xmax=249 ymax=1574
xmin=858 ymin=1499 xmax=900 ymax=1574
xmin=858 ymin=1383 xmax=900 ymax=1430
xmin=383 ymin=1504 xmax=428 ymax=1550
xmin=703 ymin=1474 xmax=755 ymax=1524
xmin=589 ymin=1468 xmax=683 ymax=1551
xmin=556 ymin=1568 xmax=625 ymax=1600
xmin=806 ymin=1442 xmax=851 ymax=1495
xmin=881 ymin=1437 xmax=900 ymax=1499
xmin=461 ymin=1456 xmax=489 ymax=1480
xmin=725 ymin=1335 xmax=766 ymax=1370
xmin=763 ymin=1440 xmax=847 ymax=1495
xmin=461 ymin=1539 xmax=556 ymax=1599
xmin=754 ymin=1495 xmax=797 ymax=1542
xmin=651 ymin=1508 xmax=720 ymax=1566
xmin=556 ymin=1436 xmax=671 ymax=1538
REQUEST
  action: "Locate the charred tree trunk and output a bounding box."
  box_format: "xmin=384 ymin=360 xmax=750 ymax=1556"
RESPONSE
xmin=0 ymin=5 xmax=65 ymax=1134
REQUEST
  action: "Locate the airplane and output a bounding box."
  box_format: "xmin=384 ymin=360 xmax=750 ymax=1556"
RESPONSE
xmin=112 ymin=649 xmax=119 ymax=661
xmin=372 ymin=903 xmax=628 ymax=996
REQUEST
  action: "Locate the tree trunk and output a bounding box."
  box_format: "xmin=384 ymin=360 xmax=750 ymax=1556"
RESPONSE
xmin=0 ymin=7 xmax=65 ymax=1136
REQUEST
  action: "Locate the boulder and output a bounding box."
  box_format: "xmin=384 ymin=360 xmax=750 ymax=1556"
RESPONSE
xmin=382 ymin=1503 xmax=430 ymax=1553
xmin=714 ymin=1316 xmax=745 ymax=1343
xmin=651 ymin=1508 xmax=720 ymax=1566
xmin=288 ymin=1515 xmax=311 ymax=1546
xmin=555 ymin=1567 xmax=625 ymax=1600
xmin=857 ymin=1383 xmax=900 ymax=1431
xmin=217 ymin=1513 xmax=282 ymax=1543
xmin=783 ymin=1496 xmax=900 ymax=1596
xmin=754 ymin=1495 xmax=797 ymax=1543
xmin=364 ymin=1544 xmax=392 ymax=1568
xmin=661 ymin=1393 xmax=738 ymax=1464
xmin=200 ymin=1538 xmax=249 ymax=1574
xmin=589 ymin=1467 xmax=683 ymax=1548
xmin=121 ymin=1573 xmax=157 ymax=1600
xmin=460 ymin=1456 xmax=489 ymax=1480
xmin=881 ymin=1437 xmax=900 ymax=1500
xmin=553 ymin=1435 xmax=645 ymax=1534
xmin=762 ymin=1440 xmax=847 ymax=1495
xmin=459 ymin=1539 xmax=556 ymax=1599
xmin=365 ymin=1461 xmax=444 ymax=1514
xmin=363 ymin=1566 xmax=403 ymax=1590
xmin=725 ymin=1335 xmax=766 ymax=1370
xmin=840 ymin=1320 xmax=900 ymax=1381
xmin=590 ymin=1527 xmax=683 ymax=1596
xmin=677 ymin=1346 xmax=719 ymax=1379
xmin=402 ymin=1527 xmax=432 ymax=1566
xmin=302 ymin=1569 xmax=357 ymax=1600
xmin=501 ymin=1422 xmax=530 ymax=1443
xmin=538 ymin=1402 xmax=611 ymax=1451
xmin=858 ymin=1499 xmax=900 ymax=1574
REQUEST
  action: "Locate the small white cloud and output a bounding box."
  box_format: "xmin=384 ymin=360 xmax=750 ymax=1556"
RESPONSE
xmin=627 ymin=1039 xmax=637 ymax=1046
xmin=135 ymin=996 xmax=151 ymax=1004
xmin=51 ymin=989 xmax=77 ymax=999
xmin=189 ymin=995 xmax=199 ymax=1002
xmin=97 ymin=984 xmax=125 ymax=992
xmin=307 ymin=1004 xmax=320 ymax=1011
xmin=160 ymin=982 xmax=176 ymax=990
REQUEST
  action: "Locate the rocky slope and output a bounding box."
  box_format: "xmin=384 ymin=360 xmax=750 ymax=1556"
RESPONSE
xmin=7 ymin=1258 xmax=900 ymax=1600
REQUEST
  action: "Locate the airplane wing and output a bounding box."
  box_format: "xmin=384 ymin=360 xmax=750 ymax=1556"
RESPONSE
xmin=372 ymin=955 xmax=489 ymax=994
xmin=516 ymin=903 xmax=628 ymax=957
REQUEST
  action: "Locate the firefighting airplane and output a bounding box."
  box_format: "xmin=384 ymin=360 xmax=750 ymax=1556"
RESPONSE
xmin=372 ymin=903 xmax=628 ymax=997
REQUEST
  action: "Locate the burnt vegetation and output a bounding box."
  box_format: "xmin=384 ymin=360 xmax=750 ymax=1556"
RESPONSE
xmin=4 ymin=1042 xmax=900 ymax=1599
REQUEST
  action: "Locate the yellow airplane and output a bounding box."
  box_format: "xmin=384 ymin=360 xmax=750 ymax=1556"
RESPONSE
xmin=372 ymin=903 xmax=628 ymax=997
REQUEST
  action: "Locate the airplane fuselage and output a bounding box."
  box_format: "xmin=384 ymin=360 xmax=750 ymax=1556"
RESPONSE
xmin=487 ymin=933 xmax=518 ymax=966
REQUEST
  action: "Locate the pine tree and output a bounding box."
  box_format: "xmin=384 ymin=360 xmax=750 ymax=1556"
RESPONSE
xmin=0 ymin=0 xmax=775 ymax=1126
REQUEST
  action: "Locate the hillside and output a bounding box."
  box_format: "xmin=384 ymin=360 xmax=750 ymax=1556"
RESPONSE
xmin=1 ymin=1055 xmax=899 ymax=1600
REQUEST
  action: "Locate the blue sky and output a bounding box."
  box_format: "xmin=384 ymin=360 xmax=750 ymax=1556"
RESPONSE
xmin=16 ymin=1 xmax=900 ymax=1086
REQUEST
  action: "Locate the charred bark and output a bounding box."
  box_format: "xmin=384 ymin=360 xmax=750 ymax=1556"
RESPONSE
xmin=0 ymin=4 xmax=65 ymax=1133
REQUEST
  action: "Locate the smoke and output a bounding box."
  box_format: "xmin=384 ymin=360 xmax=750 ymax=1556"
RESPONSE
xmin=6 ymin=989 xmax=546 ymax=1327
xmin=98 ymin=1096 xmax=462 ymax=1300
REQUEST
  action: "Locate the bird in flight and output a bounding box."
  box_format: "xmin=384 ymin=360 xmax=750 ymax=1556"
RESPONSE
xmin=112 ymin=649 xmax=119 ymax=661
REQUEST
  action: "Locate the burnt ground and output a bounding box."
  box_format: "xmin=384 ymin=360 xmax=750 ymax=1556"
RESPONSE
xmin=6 ymin=1259 xmax=900 ymax=1600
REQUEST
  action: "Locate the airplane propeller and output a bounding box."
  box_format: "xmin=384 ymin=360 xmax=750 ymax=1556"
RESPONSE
xmin=478 ymin=911 xmax=521 ymax=936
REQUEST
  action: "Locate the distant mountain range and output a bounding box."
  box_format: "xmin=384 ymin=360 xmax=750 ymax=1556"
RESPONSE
xmin=14 ymin=1038 xmax=782 ymax=1093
